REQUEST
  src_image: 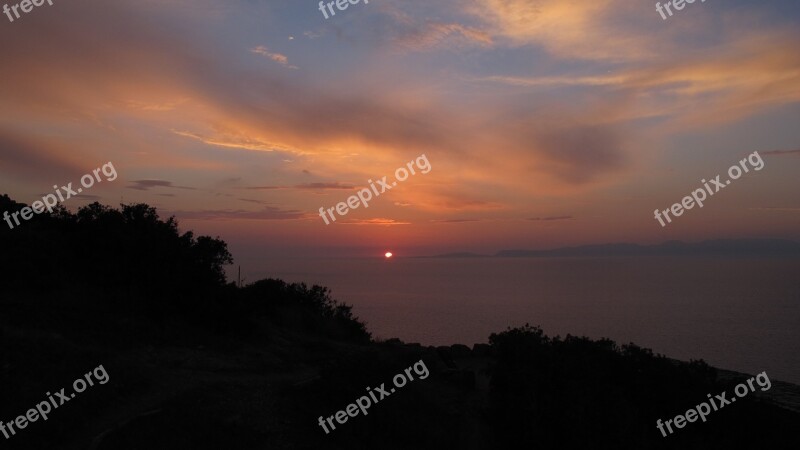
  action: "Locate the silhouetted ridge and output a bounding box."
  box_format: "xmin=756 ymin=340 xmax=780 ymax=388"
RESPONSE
xmin=0 ymin=195 xmax=232 ymax=296
xmin=0 ymin=195 xmax=370 ymax=342
xmin=496 ymin=239 xmax=800 ymax=257
xmin=1 ymin=195 xmax=797 ymax=449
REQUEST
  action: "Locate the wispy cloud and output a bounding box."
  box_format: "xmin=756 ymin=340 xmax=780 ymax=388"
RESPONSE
xmin=128 ymin=180 xmax=196 ymax=191
xmin=477 ymin=75 xmax=624 ymax=87
xmin=238 ymin=198 xmax=268 ymax=204
xmin=528 ymin=215 xmax=574 ymax=222
xmin=125 ymin=99 xmax=188 ymax=112
xmin=173 ymin=206 xmax=307 ymax=221
xmin=294 ymin=182 xmax=355 ymax=191
xmin=75 ymin=194 xmax=102 ymax=201
xmin=242 ymin=182 xmax=355 ymax=191
xmin=171 ymin=130 xmax=302 ymax=154
xmin=243 ymin=186 xmax=284 ymax=191
xmin=340 ymin=218 xmax=412 ymax=226
xmin=393 ymin=22 xmax=493 ymax=51
xmin=749 ymin=207 xmax=800 ymax=212
xmin=0 ymin=130 xmax=86 ymax=180
xmin=763 ymin=148 xmax=800 ymax=156
xmin=468 ymin=0 xmax=645 ymax=61
xmin=250 ymin=46 xmax=298 ymax=69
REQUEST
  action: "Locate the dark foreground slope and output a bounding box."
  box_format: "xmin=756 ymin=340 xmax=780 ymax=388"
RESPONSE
xmin=1 ymin=196 xmax=798 ymax=450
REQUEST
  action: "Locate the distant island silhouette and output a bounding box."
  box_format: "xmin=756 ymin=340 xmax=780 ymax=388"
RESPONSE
xmin=422 ymin=239 xmax=800 ymax=258
xmin=1 ymin=195 xmax=798 ymax=449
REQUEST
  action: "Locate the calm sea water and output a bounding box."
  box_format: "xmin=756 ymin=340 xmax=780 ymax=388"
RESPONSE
xmin=239 ymin=256 xmax=800 ymax=384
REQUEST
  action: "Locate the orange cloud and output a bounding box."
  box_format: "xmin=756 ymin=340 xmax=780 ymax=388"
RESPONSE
xmin=251 ymin=46 xmax=298 ymax=69
xmin=340 ymin=218 xmax=412 ymax=226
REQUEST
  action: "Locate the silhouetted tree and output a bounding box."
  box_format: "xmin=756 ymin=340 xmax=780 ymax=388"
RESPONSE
xmin=0 ymin=197 xmax=232 ymax=298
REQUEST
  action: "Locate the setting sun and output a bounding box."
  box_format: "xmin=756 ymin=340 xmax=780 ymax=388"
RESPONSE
xmin=385 ymin=252 xmax=393 ymax=258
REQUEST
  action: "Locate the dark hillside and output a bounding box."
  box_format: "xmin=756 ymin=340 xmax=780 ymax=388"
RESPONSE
xmin=1 ymin=196 xmax=797 ymax=449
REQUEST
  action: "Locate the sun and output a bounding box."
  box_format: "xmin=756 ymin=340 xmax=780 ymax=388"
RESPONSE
xmin=384 ymin=252 xmax=393 ymax=258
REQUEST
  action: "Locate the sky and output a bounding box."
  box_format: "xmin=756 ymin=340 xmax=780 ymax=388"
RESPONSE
xmin=1 ymin=0 xmax=799 ymax=258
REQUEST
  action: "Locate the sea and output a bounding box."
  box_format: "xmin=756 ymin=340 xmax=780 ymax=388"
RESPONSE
xmin=239 ymin=256 xmax=800 ymax=384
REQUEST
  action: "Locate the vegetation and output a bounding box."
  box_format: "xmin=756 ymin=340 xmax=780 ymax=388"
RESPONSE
xmin=0 ymin=195 xmax=797 ymax=449
xmin=0 ymin=194 xmax=369 ymax=342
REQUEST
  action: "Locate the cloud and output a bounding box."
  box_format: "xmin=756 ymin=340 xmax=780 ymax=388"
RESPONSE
xmin=294 ymin=182 xmax=355 ymax=191
xmin=243 ymin=186 xmax=284 ymax=191
xmin=250 ymin=46 xmax=298 ymax=69
xmin=2 ymin=0 xmax=797 ymax=240
xmin=468 ymin=0 xmax=648 ymax=61
xmin=748 ymin=207 xmax=800 ymax=212
xmin=533 ymin=125 xmax=627 ymax=183
xmin=763 ymin=148 xmax=800 ymax=156
xmin=242 ymin=182 xmax=355 ymax=191
xmin=477 ymin=74 xmax=624 ymax=88
xmin=481 ymin=35 xmax=800 ymax=127
xmin=0 ymin=0 xmax=525 ymax=199
xmin=430 ymin=218 xmax=480 ymax=223
xmin=340 ymin=218 xmax=411 ymax=226
xmin=470 ymin=2 xmax=800 ymax=129
xmin=392 ymin=22 xmax=493 ymax=51
xmin=338 ymin=2 xmax=492 ymax=52
xmin=128 ymin=180 xmax=196 ymax=191
xmin=430 ymin=197 xmax=506 ymax=212
xmin=528 ymin=215 xmax=574 ymax=221
xmin=0 ymin=130 xmax=87 ymax=181
xmin=219 ymin=177 xmax=242 ymax=185
xmin=75 ymin=194 xmax=103 ymax=201
xmin=238 ymin=198 xmax=268 ymax=204
xmin=125 ymin=99 xmax=188 ymax=112
xmin=171 ymin=130 xmax=302 ymax=154
xmin=173 ymin=206 xmax=307 ymax=221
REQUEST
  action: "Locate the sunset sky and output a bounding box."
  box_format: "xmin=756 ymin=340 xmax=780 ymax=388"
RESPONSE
xmin=1 ymin=0 xmax=799 ymax=258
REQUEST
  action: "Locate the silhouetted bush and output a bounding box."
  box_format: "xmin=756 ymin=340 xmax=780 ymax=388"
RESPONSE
xmin=240 ymin=279 xmax=371 ymax=343
xmin=487 ymin=324 xmax=733 ymax=449
xmin=0 ymin=196 xmax=232 ymax=300
xmin=0 ymin=195 xmax=369 ymax=343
